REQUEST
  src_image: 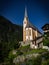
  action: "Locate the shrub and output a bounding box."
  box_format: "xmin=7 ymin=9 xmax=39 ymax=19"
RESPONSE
xmin=42 ymin=52 xmax=49 ymax=60
xmin=16 ymin=50 xmax=23 ymax=56
xmin=42 ymin=59 xmax=49 ymax=65
xmin=25 ymin=55 xmax=42 ymax=65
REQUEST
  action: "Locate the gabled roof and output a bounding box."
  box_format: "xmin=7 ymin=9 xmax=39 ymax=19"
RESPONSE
xmin=25 ymin=21 xmax=36 ymax=30
xmin=42 ymin=23 xmax=49 ymax=30
xmin=25 ymin=21 xmax=42 ymax=34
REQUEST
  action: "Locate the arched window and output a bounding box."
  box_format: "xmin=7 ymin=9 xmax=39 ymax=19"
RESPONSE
xmin=26 ymin=30 xmax=29 ymax=36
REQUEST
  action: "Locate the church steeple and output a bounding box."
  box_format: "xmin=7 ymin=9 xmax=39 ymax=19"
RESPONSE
xmin=24 ymin=6 xmax=28 ymax=17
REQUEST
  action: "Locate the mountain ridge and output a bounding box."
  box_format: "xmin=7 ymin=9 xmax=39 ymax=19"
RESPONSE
xmin=0 ymin=15 xmax=23 ymax=42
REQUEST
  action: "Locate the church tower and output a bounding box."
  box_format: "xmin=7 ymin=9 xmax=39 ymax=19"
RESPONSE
xmin=22 ymin=6 xmax=43 ymax=49
xmin=23 ymin=7 xmax=28 ymax=42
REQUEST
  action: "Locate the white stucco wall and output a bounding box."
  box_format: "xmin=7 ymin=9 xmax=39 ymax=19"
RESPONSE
xmin=29 ymin=28 xmax=33 ymax=40
xmin=23 ymin=17 xmax=28 ymax=30
xmin=35 ymin=30 xmax=37 ymax=37
xmin=26 ymin=28 xmax=33 ymax=40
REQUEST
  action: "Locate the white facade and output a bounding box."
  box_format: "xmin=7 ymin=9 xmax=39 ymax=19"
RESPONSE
xmin=26 ymin=28 xmax=33 ymax=41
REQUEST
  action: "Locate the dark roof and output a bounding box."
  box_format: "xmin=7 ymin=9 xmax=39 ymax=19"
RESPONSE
xmin=25 ymin=21 xmax=42 ymax=34
xmin=26 ymin=22 xmax=36 ymax=30
xmin=42 ymin=23 xmax=49 ymax=30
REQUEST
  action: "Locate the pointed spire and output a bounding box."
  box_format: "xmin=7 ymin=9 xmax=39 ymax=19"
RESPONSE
xmin=25 ymin=6 xmax=28 ymax=17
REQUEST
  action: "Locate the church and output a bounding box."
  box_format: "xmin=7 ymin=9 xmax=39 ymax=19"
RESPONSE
xmin=20 ymin=7 xmax=43 ymax=49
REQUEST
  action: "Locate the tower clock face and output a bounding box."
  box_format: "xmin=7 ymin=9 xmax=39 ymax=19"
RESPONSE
xmin=24 ymin=21 xmax=26 ymax=24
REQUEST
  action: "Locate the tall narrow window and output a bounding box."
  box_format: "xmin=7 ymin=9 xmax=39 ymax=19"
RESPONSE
xmin=29 ymin=29 xmax=31 ymax=36
xmin=26 ymin=30 xmax=28 ymax=36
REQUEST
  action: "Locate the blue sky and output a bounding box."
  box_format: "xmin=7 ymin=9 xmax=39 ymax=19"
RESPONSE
xmin=0 ymin=0 xmax=49 ymax=32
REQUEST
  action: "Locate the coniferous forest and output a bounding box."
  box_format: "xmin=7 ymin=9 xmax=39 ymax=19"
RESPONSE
xmin=0 ymin=16 xmax=23 ymax=63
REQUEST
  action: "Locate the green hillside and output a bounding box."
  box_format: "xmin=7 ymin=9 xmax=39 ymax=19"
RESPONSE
xmin=0 ymin=16 xmax=23 ymax=62
xmin=43 ymin=32 xmax=49 ymax=47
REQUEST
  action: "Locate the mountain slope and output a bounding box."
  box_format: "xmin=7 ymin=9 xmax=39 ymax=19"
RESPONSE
xmin=0 ymin=16 xmax=23 ymax=62
xmin=0 ymin=16 xmax=23 ymax=42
